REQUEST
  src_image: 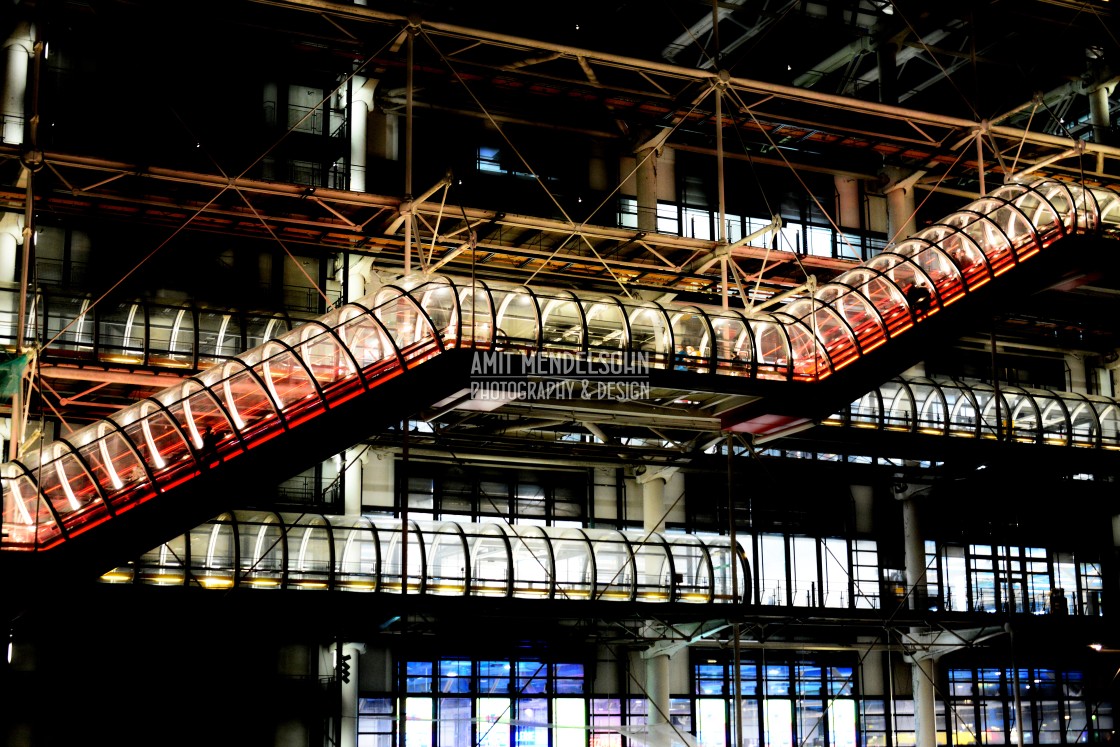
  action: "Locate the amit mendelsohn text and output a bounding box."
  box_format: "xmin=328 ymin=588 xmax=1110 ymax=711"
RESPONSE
xmin=470 ymin=351 xmax=651 ymax=378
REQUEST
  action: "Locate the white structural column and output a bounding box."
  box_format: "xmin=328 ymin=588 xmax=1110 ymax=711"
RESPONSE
xmin=349 ymin=76 xmax=376 ymax=193
xmin=639 ymin=467 xmax=674 ymax=534
xmin=362 ymin=450 xmax=396 ymax=513
xmin=635 ymin=146 xmax=658 ymax=232
xmin=339 ymin=642 xmax=362 ymax=747
xmin=0 ymin=212 xmax=23 ymax=461
xmin=1089 ymin=83 xmax=1112 ymax=143
xmin=637 ymin=465 xmax=678 ymax=728
xmin=1089 ymin=78 xmax=1116 ymax=173
xmin=2 ymin=22 xmax=33 ymax=145
xmin=336 ymin=74 xmax=375 ymax=306
xmin=881 ymin=166 xmax=918 ymax=245
xmin=346 ymin=255 xmax=373 ymax=302
xmin=343 ymin=448 xmax=366 ymax=516
xmin=835 ymin=175 xmax=861 ymax=231
xmin=895 ymin=480 xmax=937 ymax=747
xmin=0 ymin=212 xmax=22 ymax=339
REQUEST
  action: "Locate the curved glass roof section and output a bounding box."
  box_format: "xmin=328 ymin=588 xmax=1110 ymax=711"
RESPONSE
xmin=3 ymin=179 xmax=1119 ymax=552
xmin=831 ymin=376 xmax=1120 ymax=448
xmin=98 ymin=512 xmax=750 ymax=604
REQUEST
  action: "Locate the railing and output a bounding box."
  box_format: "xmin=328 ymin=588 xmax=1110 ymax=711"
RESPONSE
xmin=3 ymin=180 xmax=1120 ymax=552
xmin=100 ymin=512 xmax=751 ymax=604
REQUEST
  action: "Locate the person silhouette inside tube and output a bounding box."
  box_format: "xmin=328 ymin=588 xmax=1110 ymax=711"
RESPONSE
xmin=905 ymin=280 xmax=932 ymax=319
xmin=199 ymin=425 xmax=221 ymax=470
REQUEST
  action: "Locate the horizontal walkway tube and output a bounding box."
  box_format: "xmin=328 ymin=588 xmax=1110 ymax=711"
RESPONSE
xmin=830 ymin=375 xmax=1120 ymax=448
xmin=99 ymin=512 xmax=751 ymax=604
xmin=2 ymin=179 xmax=1120 ymax=552
xmin=0 ymin=289 xmax=306 ymax=368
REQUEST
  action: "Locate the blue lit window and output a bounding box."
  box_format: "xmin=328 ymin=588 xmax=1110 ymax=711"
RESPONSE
xmin=479 ymin=660 xmax=511 ymax=693
xmin=440 ymin=659 xmax=472 ymax=693
xmin=478 ymin=146 xmax=503 ymax=173
xmin=407 ymin=661 xmax=434 ymax=693
xmin=516 ymin=661 xmax=548 ymax=694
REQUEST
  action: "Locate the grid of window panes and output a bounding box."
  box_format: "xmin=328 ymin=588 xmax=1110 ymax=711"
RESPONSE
xmin=692 ymin=654 xmax=857 ymax=747
xmin=1079 ymin=562 xmax=1103 ymax=617
xmin=852 ymin=539 xmax=881 ymax=609
xmin=930 ymin=543 xmax=1104 ymax=618
xmin=925 ymin=540 xmax=941 ymax=610
xmin=590 ymin=699 xmax=622 ymax=747
xmin=861 ymin=699 xmax=888 ymax=747
xmin=358 ymin=697 xmax=395 ymax=747
xmin=947 ymin=668 xmax=1113 ymax=745
xmin=751 ymin=533 xmax=881 ymax=611
xmin=397 ymin=659 xmax=586 ymax=747
xmin=614 ymin=198 xmax=880 ymax=260
xmin=399 ymin=463 xmax=587 ymax=526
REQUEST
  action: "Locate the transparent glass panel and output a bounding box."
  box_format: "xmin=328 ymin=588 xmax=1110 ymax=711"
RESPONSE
xmin=45 ymin=294 xmax=95 ymax=358
xmin=198 ymin=310 xmax=242 ymax=362
xmin=509 ymin=526 xmax=553 ymax=598
xmin=216 ymin=361 xmax=278 ymax=435
xmin=253 ymin=341 xmax=321 ymax=424
xmin=667 ymin=535 xmax=711 ymax=602
xmin=148 ymin=304 xmax=196 ymax=366
xmin=539 ymin=293 xmax=584 ymax=352
xmin=467 ymin=524 xmax=511 ymax=597
xmin=553 ymin=531 xmax=593 ymax=600
xmin=670 ymin=308 xmax=710 ymax=371
xmin=187 ymin=515 xmax=236 ymax=589
xmin=335 ymin=518 xmax=378 ymax=591
xmin=633 ymin=537 xmax=671 ymax=602
xmin=592 ymin=531 xmax=634 ymax=601
xmin=627 ymin=304 xmax=671 ymax=368
xmin=426 ymin=523 xmax=467 ymax=595
xmin=286 ymin=517 xmax=333 ymax=589
xmin=240 ymin=514 xmax=285 ymax=588
xmin=752 ymin=317 xmax=791 ymax=380
xmin=99 ymin=301 xmax=145 ymax=362
xmin=493 ymin=288 xmax=539 ymax=348
xmin=583 ymin=299 xmax=628 ymax=352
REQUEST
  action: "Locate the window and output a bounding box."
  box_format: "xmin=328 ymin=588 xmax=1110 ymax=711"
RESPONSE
xmin=288 ymin=85 xmax=325 ymax=134
xmin=806 ymin=225 xmax=834 ymax=257
xmin=398 ymin=659 xmax=586 ymax=747
xmin=948 ymin=668 xmax=1106 ymax=746
xmin=479 ymin=146 xmax=503 ymax=173
xmin=682 ymin=206 xmax=712 ymax=240
xmin=396 ymin=463 xmax=588 ymax=525
xmin=656 ymin=203 xmax=680 ymax=234
xmin=357 ymin=697 xmax=395 ymax=747
xmin=694 ymin=655 xmax=858 ymax=747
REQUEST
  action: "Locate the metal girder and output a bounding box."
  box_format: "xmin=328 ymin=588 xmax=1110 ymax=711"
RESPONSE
xmin=641 ymin=619 xmax=732 ymax=659
xmin=899 ymin=625 xmax=1007 ymax=663
xmin=241 ymin=0 xmax=1120 ymax=187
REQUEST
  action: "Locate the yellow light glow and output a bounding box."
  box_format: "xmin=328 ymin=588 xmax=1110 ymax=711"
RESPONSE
xmin=637 ymin=593 xmax=670 ymax=602
xmin=200 ymin=576 xmax=234 ymax=589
